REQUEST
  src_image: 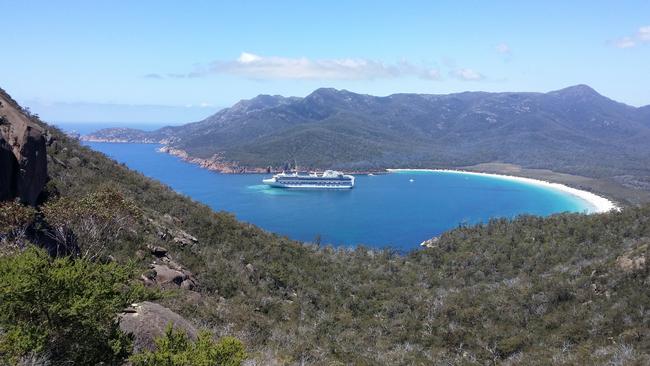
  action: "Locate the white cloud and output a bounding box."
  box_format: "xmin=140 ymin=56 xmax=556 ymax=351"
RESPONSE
xmin=183 ymin=102 xmax=215 ymax=108
xmin=452 ymin=68 xmax=484 ymax=81
xmin=638 ymin=26 xmax=650 ymax=41
xmin=613 ymin=25 xmax=650 ymax=48
xmin=424 ymin=69 xmax=441 ymax=79
xmin=163 ymin=52 xmax=441 ymax=81
xmin=495 ymin=43 xmax=511 ymax=55
xmin=614 ymin=37 xmax=636 ymax=49
xmin=237 ymin=52 xmax=262 ymax=63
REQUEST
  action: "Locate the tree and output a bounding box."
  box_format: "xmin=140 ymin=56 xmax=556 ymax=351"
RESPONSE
xmin=41 ymin=188 xmax=141 ymax=259
xmin=0 ymin=201 xmax=36 ymax=253
xmin=130 ymin=324 xmax=246 ymax=366
xmin=0 ymin=247 xmax=146 ymax=365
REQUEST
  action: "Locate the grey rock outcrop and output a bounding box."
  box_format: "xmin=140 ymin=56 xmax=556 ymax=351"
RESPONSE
xmin=0 ymin=89 xmax=48 ymax=206
xmin=147 ymin=244 xmax=168 ymax=257
xmin=147 ymin=217 xmax=199 ymax=247
xmin=119 ymin=301 xmax=198 ymax=352
xmin=420 ymin=236 xmax=440 ymax=248
xmin=140 ymin=243 xmax=199 ymax=290
xmin=152 ymin=264 xmax=187 ymax=285
xmin=0 ymin=136 xmax=18 ymax=200
xmin=148 ymin=263 xmax=198 ymax=290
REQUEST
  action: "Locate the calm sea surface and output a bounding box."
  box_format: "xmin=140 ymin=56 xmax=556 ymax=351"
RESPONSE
xmin=82 ymin=141 xmax=590 ymax=251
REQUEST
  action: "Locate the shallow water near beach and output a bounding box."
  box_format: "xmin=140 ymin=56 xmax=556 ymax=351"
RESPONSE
xmin=84 ymin=142 xmax=591 ymax=251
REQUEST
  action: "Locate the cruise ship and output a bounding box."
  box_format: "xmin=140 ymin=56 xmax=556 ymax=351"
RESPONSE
xmin=263 ymin=170 xmax=355 ymax=189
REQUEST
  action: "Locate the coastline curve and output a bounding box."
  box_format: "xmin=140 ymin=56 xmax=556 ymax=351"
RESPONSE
xmin=386 ymin=169 xmax=619 ymax=214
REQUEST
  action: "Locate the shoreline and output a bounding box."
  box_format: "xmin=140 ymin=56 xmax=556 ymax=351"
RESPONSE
xmin=81 ymin=137 xmax=161 ymax=144
xmin=387 ymin=168 xmax=619 ymax=214
xmin=82 ymin=141 xmax=621 ymax=212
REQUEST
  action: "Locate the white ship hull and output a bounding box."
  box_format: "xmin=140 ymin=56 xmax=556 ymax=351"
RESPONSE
xmin=263 ymin=179 xmax=353 ymax=189
xmin=263 ymin=170 xmax=355 ymax=189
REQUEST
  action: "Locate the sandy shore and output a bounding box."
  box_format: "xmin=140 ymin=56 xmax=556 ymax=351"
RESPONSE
xmin=386 ymin=169 xmax=619 ymax=214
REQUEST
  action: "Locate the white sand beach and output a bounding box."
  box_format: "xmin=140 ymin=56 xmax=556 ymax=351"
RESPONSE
xmin=386 ymin=169 xmax=619 ymax=214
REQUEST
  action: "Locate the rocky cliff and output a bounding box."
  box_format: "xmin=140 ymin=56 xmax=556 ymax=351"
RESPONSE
xmin=0 ymin=89 xmax=48 ymax=205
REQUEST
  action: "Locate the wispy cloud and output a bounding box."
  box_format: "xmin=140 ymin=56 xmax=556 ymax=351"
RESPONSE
xmin=495 ymin=42 xmax=513 ymax=63
xmin=639 ymin=26 xmax=650 ymax=41
xmin=148 ymin=52 xmax=442 ymax=81
xmin=613 ymin=25 xmax=650 ymax=48
xmin=614 ymin=37 xmax=637 ymax=49
xmin=495 ymin=43 xmax=511 ymax=55
xmin=451 ymin=68 xmax=484 ymax=81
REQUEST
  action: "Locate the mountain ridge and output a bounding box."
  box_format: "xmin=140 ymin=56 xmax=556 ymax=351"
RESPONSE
xmin=83 ymin=85 xmax=650 ymax=181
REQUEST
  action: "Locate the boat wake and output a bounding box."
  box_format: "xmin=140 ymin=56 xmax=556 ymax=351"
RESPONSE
xmin=246 ymin=184 xmax=297 ymax=195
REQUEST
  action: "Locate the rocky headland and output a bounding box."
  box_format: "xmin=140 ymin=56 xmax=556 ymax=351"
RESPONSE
xmin=0 ymin=89 xmax=48 ymax=205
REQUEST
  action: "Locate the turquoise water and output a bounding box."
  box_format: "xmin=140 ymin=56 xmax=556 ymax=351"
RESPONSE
xmin=84 ymin=142 xmax=590 ymax=251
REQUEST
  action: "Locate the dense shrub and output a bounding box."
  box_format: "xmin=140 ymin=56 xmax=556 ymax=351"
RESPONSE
xmin=0 ymin=201 xmax=36 ymax=234
xmin=0 ymin=201 xmax=36 ymax=252
xmin=0 ymin=247 xmax=148 ymax=364
xmin=130 ymin=324 xmax=246 ymax=366
xmin=41 ymin=188 xmax=141 ymax=259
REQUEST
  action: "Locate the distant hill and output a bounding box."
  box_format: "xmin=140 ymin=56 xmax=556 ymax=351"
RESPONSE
xmin=84 ymin=85 xmax=650 ymax=179
xmin=640 ymin=105 xmax=650 ymax=122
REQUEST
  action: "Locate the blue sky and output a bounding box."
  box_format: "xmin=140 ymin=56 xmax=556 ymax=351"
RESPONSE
xmin=2 ymin=1 xmax=649 ymax=123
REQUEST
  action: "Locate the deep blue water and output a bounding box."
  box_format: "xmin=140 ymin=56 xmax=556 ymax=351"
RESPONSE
xmin=82 ymin=142 xmax=591 ymax=251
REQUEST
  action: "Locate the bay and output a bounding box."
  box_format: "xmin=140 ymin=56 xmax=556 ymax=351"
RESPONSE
xmin=84 ymin=142 xmax=590 ymax=251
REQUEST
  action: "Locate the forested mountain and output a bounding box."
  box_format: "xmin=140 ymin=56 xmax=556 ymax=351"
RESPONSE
xmin=639 ymin=104 xmax=650 ymax=121
xmin=85 ymin=85 xmax=650 ymax=179
xmin=2 ymin=87 xmax=649 ymax=364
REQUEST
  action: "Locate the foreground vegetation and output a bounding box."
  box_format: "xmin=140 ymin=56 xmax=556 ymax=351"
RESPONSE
xmin=1 ymin=105 xmax=649 ymax=364
xmin=130 ymin=325 xmax=246 ymax=366
xmin=0 ymin=247 xmax=141 ymax=364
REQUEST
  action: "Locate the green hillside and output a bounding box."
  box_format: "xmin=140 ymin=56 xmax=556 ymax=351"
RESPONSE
xmin=2 ymin=88 xmax=649 ymax=364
